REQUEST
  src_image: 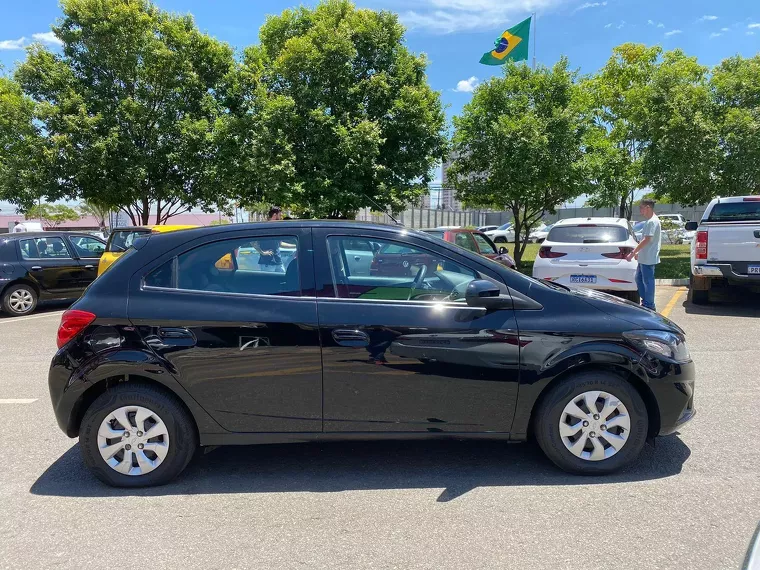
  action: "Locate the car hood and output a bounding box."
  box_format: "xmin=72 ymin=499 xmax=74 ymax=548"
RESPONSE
xmin=567 ymin=286 xmax=685 ymax=334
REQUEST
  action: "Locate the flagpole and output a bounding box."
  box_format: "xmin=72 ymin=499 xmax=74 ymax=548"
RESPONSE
xmin=532 ymin=12 xmax=537 ymax=70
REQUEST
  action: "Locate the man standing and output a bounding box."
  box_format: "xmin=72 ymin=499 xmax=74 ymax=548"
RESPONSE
xmin=256 ymin=206 xmax=285 ymax=272
xmin=11 ymin=221 xmax=26 ymax=233
xmin=626 ymin=199 xmax=661 ymax=311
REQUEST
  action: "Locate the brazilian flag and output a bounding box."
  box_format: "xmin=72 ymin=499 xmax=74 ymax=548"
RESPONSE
xmin=479 ymin=16 xmax=531 ymax=66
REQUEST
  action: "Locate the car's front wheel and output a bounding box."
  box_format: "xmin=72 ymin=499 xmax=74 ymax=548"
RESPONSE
xmin=1 ymin=283 xmax=37 ymax=316
xmin=534 ymin=371 xmax=648 ymax=474
xmin=79 ymin=383 xmax=197 ymax=487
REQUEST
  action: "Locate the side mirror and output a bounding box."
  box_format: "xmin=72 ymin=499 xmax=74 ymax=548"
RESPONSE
xmin=498 ymin=246 xmax=509 ymax=255
xmin=465 ymin=279 xmax=512 ymax=310
xmin=684 ymin=221 xmax=698 ymax=231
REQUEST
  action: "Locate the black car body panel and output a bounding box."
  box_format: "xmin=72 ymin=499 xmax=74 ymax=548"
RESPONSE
xmin=0 ymin=231 xmax=106 ymax=304
xmin=48 ymin=221 xmax=695 ymax=448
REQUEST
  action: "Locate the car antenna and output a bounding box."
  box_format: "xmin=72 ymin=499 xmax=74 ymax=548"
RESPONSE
xmin=364 ymin=195 xmax=402 ymax=226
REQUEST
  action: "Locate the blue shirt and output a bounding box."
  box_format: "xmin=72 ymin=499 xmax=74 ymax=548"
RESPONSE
xmin=638 ymin=215 xmax=661 ymax=265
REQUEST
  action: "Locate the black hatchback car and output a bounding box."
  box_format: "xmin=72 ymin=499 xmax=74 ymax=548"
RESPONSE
xmin=0 ymin=231 xmax=106 ymax=316
xmin=48 ymin=221 xmax=695 ymax=487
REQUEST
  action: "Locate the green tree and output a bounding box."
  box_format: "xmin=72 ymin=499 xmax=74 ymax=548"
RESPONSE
xmin=226 ymin=0 xmax=446 ymax=218
xmin=585 ymin=44 xmax=661 ymax=219
xmin=447 ymin=58 xmax=590 ymax=268
xmin=0 ymin=74 xmax=51 ymax=211
xmin=15 ymin=0 xmax=234 ymax=225
xmin=641 ymin=50 xmax=719 ymax=205
xmin=26 ymin=203 xmax=81 ymax=228
xmin=78 ymin=199 xmax=110 ymax=230
xmin=711 ymin=55 xmax=760 ymax=198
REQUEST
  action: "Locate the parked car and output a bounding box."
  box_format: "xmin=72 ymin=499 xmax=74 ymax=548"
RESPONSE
xmin=477 ymin=225 xmax=499 ymax=233
xmin=0 ymin=232 xmax=106 ymax=316
xmin=49 ymin=221 xmax=695 ymax=487
xmin=529 ymin=223 xmax=553 ymax=243
xmin=421 ymin=228 xmax=515 ymax=268
xmin=532 ymin=217 xmax=639 ymax=301
xmin=98 ymin=225 xmax=197 ymax=275
xmin=686 ymin=196 xmax=760 ymax=304
xmin=484 ymin=222 xmax=515 ymax=243
xmin=659 ymin=213 xmax=687 ymax=227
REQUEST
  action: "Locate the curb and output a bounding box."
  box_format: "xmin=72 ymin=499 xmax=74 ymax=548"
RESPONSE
xmin=655 ymin=279 xmax=689 ymax=286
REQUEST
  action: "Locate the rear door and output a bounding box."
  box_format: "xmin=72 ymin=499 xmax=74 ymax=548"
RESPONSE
xmin=17 ymin=235 xmax=82 ymax=297
xmin=66 ymin=235 xmax=106 ymax=286
xmin=703 ymin=200 xmax=760 ymax=266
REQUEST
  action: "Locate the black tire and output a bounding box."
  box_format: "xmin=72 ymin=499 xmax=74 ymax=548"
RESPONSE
xmin=534 ymin=371 xmax=648 ymax=475
xmin=536 ymin=238 xmax=545 ymax=244
xmin=79 ymin=383 xmax=198 ymax=487
xmin=1 ymin=283 xmax=37 ymax=316
xmin=689 ymin=275 xmax=709 ymax=305
xmin=493 ymin=236 xmax=507 ymax=244
xmin=624 ymin=290 xmax=640 ymax=303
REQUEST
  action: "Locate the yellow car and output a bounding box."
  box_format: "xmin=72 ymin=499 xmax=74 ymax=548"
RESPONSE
xmin=97 ymin=225 xmax=197 ymax=276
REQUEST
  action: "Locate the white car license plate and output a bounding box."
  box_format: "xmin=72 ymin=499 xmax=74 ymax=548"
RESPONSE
xmin=570 ymin=275 xmax=597 ymax=284
xmin=749 ymin=266 xmax=760 ymax=275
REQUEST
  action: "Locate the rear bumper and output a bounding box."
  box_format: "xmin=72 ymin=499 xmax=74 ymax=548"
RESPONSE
xmin=533 ymin=263 xmax=638 ymax=291
xmin=693 ymin=264 xmax=760 ymax=285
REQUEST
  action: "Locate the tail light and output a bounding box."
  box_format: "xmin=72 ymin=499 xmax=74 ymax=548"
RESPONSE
xmin=539 ymin=246 xmax=567 ymax=259
xmin=57 ymin=310 xmax=96 ymax=349
xmin=695 ymin=231 xmax=708 ymax=260
xmin=602 ymin=247 xmax=634 ymax=259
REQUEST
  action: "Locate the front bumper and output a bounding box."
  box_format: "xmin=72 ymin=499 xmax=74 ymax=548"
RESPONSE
xmin=640 ymin=357 xmax=696 ymax=436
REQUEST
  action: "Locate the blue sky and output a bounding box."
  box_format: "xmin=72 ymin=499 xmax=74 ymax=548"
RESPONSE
xmin=1 ymin=0 xmax=758 ymax=210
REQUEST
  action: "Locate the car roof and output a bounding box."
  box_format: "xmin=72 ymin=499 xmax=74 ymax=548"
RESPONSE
xmin=0 ymin=231 xmax=101 ymax=240
xmin=552 ymin=217 xmax=629 ymax=227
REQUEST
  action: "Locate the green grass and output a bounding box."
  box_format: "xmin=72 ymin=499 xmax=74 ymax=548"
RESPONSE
xmin=506 ymin=243 xmax=691 ymax=279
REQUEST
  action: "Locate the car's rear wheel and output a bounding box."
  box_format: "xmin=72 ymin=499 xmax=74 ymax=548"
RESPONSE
xmin=1 ymin=283 xmax=37 ymax=316
xmin=79 ymin=383 xmax=197 ymax=487
xmin=534 ymin=371 xmax=648 ymax=474
xmin=493 ymin=236 xmax=507 ymax=244
xmin=623 ymin=290 xmax=640 ymax=303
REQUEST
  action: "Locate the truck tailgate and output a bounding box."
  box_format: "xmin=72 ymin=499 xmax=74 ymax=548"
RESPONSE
xmin=706 ymin=224 xmax=760 ymax=262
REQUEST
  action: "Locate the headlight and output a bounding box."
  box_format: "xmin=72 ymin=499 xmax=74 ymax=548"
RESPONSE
xmin=623 ymin=330 xmax=691 ymax=363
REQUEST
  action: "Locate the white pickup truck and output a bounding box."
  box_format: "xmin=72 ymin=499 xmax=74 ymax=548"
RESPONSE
xmin=686 ymin=196 xmax=760 ymax=304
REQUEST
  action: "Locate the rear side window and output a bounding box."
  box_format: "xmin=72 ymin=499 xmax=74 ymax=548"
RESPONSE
xmin=107 ymin=230 xmax=149 ymax=252
xmin=548 ymin=225 xmax=629 ymax=244
xmin=143 ymin=236 xmax=300 ymax=297
xmin=707 ymin=202 xmax=760 ymax=222
xmin=421 ymin=230 xmax=445 ymax=239
xmin=19 ymin=237 xmax=71 ymax=259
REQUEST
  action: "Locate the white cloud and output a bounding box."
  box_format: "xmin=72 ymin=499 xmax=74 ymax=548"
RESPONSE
xmin=699 ymin=15 xmax=718 ymax=22
xmin=574 ymin=1 xmax=606 ymax=12
xmin=721 ymin=27 xmax=730 ymax=32
xmin=454 ymin=76 xmax=479 ymax=92
xmin=0 ymin=37 xmax=26 ymax=50
xmin=748 ymin=31 xmax=755 ymax=36
xmin=617 ymin=20 xmax=626 ymax=29
xmin=710 ymin=32 xmax=722 ymax=38
xmin=657 ymin=22 xmax=665 ymax=28
xmin=399 ymin=0 xmax=572 ymax=33
xmin=604 ymin=22 xmax=612 ymax=28
xmin=664 ymin=29 xmax=682 ymax=37
xmin=749 ymin=23 xmax=760 ymax=29
xmin=32 ymin=32 xmax=63 ymax=46
xmin=647 ymin=19 xmax=665 ymax=28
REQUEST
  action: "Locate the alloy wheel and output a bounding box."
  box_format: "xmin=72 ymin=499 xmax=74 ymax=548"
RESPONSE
xmin=9 ymin=289 xmax=33 ymax=313
xmin=558 ymin=390 xmax=631 ymax=461
xmin=97 ymin=405 xmax=170 ymax=476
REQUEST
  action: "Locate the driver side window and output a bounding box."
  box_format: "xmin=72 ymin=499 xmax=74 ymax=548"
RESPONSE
xmin=327 ymin=236 xmax=479 ymax=302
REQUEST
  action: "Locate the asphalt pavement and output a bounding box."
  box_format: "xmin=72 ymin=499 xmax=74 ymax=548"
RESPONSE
xmin=0 ymin=289 xmax=759 ymax=569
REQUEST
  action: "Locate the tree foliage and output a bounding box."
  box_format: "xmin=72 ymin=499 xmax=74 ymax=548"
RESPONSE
xmin=15 ymin=0 xmax=234 ymax=225
xmin=225 ymin=0 xmax=447 ymax=218
xmin=26 ymin=203 xmax=81 ymax=228
xmin=448 ymin=58 xmax=590 ymax=268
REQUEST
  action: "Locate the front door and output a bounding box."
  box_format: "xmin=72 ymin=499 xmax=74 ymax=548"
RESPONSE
xmin=17 ymin=235 xmax=82 ymax=297
xmin=314 ymin=229 xmax=521 ymax=433
xmin=127 ymin=228 xmax=322 ymax=433
xmin=65 ymin=235 xmax=106 ymax=286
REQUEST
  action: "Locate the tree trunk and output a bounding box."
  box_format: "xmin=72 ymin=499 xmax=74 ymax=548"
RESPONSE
xmin=141 ymin=196 xmax=150 ymax=225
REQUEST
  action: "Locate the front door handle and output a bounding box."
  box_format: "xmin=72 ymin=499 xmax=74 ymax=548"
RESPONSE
xmin=84 ymin=264 xmax=94 ymax=269
xmin=354 ymin=256 xmax=362 ymax=261
xmin=31 ymin=266 xmax=42 ymax=271
xmin=332 ymin=329 xmax=370 ymax=347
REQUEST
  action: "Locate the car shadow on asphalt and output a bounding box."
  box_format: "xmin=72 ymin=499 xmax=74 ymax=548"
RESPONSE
xmin=683 ymin=289 xmax=760 ymax=317
xmin=30 ymin=435 xmax=691 ymax=502
xmin=0 ymin=300 xmax=72 ymax=319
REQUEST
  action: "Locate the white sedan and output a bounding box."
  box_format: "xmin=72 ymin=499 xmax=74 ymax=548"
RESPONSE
xmin=532 ymin=217 xmax=640 ymax=301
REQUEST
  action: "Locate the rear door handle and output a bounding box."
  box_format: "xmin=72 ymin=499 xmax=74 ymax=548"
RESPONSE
xmin=31 ymin=266 xmax=43 ymax=271
xmin=84 ymin=264 xmax=95 ymax=269
xmin=158 ymin=327 xmax=195 ymax=340
xmin=354 ymin=256 xmax=362 ymax=261
xmin=332 ymin=329 xmax=370 ymax=347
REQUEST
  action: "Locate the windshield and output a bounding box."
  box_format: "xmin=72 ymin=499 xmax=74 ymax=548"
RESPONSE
xmin=497 ymin=222 xmax=512 ymax=230
xmin=707 ymin=202 xmax=760 ymax=222
xmin=421 ymin=230 xmax=445 ymax=239
xmin=633 ymin=221 xmax=646 ymax=231
xmin=548 ymin=225 xmax=629 ymax=244
xmin=107 ymin=229 xmax=150 ymax=252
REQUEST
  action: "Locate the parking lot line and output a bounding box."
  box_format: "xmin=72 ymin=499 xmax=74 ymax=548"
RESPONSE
xmin=0 ymin=311 xmax=64 ymax=325
xmin=661 ymin=287 xmax=687 ymax=318
xmin=0 ymin=399 xmax=38 ymax=404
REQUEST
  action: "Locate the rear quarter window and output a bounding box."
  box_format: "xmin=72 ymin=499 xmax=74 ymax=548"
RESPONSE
xmin=547 ymin=225 xmax=629 ymax=244
xmin=706 ymin=202 xmax=760 ymax=222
